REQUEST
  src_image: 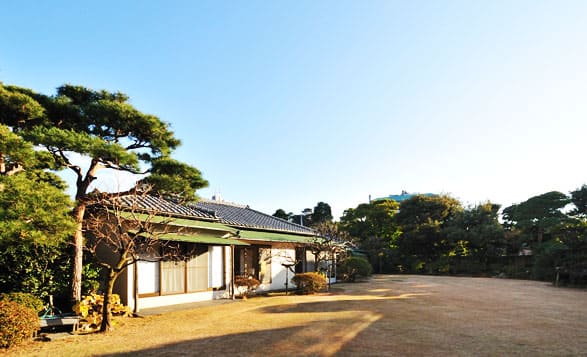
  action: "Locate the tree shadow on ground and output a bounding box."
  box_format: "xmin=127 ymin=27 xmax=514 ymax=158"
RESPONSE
xmin=104 ymin=278 xmax=430 ymax=356
xmin=100 ymin=275 xmax=586 ymax=356
xmin=104 ymin=320 xmax=366 ymax=356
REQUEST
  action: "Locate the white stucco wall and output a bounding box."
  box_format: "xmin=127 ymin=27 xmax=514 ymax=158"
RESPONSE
xmin=256 ymin=244 xmax=297 ymax=292
xmin=209 ymin=245 xmax=225 ymax=288
xmin=137 ymin=290 xmax=227 ymax=310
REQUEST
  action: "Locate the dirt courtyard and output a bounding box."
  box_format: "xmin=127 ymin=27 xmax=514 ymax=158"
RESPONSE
xmin=7 ymin=275 xmax=587 ymax=356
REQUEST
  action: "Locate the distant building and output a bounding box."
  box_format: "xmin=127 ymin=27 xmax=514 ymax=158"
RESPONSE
xmin=372 ymin=190 xmax=437 ymax=203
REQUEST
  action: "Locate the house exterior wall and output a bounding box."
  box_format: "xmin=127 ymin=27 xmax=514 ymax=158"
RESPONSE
xmin=118 ymin=245 xmax=234 ymax=312
xmin=233 ymin=241 xmax=330 ymax=293
xmin=258 ymin=243 xmax=297 ymax=292
xmin=115 ymin=263 xmax=131 ymax=308
xmin=137 ymin=289 xmax=226 ymax=310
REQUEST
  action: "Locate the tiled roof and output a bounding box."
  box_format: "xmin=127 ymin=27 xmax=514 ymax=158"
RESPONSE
xmin=112 ymin=195 xmax=217 ymax=220
xmin=104 ymin=195 xmax=315 ymax=237
xmin=193 ymin=199 xmax=315 ymax=236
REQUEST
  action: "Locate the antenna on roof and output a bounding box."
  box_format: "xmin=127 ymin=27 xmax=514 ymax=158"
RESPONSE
xmin=212 ymin=190 xmax=222 ymax=202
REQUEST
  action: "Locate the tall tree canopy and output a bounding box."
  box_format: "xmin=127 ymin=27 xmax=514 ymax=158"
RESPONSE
xmin=570 ymin=185 xmax=587 ymax=218
xmin=0 ymin=123 xmax=76 ymax=297
xmin=272 ymin=208 xmax=291 ymax=221
xmin=394 ymin=195 xmax=462 ymax=272
xmin=444 ymin=202 xmax=506 ymax=262
xmin=502 ymin=191 xmax=570 ymax=245
xmin=311 ymin=202 xmax=333 ymax=226
xmin=340 ymin=199 xmax=400 ymax=272
xmin=272 ymin=202 xmax=332 ymax=227
xmin=0 ymin=83 xmax=208 ymax=301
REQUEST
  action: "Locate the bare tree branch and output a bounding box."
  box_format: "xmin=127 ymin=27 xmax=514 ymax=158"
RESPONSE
xmin=83 ymin=189 xmax=185 ymax=332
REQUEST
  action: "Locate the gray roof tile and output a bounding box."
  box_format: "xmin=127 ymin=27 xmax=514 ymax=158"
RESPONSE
xmin=193 ymin=199 xmax=315 ymax=235
xmin=106 ymin=195 xmax=314 ymax=236
xmin=113 ymin=195 xmax=217 ymax=220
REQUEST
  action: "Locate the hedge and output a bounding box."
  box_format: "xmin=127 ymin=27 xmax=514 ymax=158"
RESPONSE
xmin=292 ymin=272 xmax=327 ymax=294
xmin=0 ymin=292 xmax=44 ymax=313
xmin=339 ymin=256 xmax=373 ymax=282
xmin=0 ymin=300 xmax=39 ymax=348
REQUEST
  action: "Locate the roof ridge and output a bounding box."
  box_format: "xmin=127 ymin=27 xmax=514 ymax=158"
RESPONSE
xmin=244 ymin=206 xmax=314 ymax=232
xmin=199 ymin=198 xmax=248 ymax=208
xmin=193 ymin=199 xmax=315 ymax=235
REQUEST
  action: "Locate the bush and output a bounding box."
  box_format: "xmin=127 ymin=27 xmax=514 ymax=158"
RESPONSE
xmin=0 ymin=292 xmax=44 ymax=313
xmin=292 ymin=272 xmax=327 ymax=294
xmin=0 ymin=300 xmax=39 ymax=348
xmin=234 ymin=276 xmax=261 ymax=298
xmin=339 ymin=256 xmax=373 ymax=282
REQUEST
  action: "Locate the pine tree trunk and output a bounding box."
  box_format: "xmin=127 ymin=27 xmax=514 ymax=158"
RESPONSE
xmin=71 ymin=204 xmax=86 ymax=303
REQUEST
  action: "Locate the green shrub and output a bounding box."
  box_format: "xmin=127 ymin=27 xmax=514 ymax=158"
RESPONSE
xmin=292 ymin=272 xmax=327 ymax=294
xmin=0 ymin=300 xmax=39 ymax=348
xmin=0 ymin=292 xmax=44 ymax=313
xmin=82 ymin=261 xmax=101 ymax=295
xmin=340 ymin=256 xmax=373 ymax=282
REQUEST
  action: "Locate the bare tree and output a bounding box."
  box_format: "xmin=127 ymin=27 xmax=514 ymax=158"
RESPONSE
xmin=308 ymin=222 xmax=354 ymax=284
xmin=84 ymin=189 xmax=183 ymax=332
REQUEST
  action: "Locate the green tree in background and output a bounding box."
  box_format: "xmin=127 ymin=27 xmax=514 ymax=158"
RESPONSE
xmin=444 ymin=202 xmax=506 ymax=273
xmin=503 ymin=191 xmax=576 ymax=280
xmin=570 ymin=185 xmax=587 ymax=218
xmin=340 ymin=199 xmax=400 ymax=272
xmin=0 ymin=124 xmax=76 ymax=297
xmin=272 ymin=208 xmax=291 ymax=221
xmin=278 ymin=203 xmax=332 ymax=227
xmin=296 ymin=208 xmax=313 ymax=226
xmin=0 ymin=83 xmax=208 ymax=302
xmin=394 ymin=195 xmax=462 ymax=273
xmin=311 ymin=202 xmax=333 ymax=226
xmin=502 ymin=191 xmax=570 ymax=246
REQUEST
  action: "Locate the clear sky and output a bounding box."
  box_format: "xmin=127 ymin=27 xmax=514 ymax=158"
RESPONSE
xmin=2 ymin=1 xmax=586 ymax=219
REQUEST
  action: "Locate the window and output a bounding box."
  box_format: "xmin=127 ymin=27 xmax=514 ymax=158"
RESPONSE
xmin=187 ymin=246 xmax=208 ymax=292
xmin=235 ymin=246 xmax=271 ymax=283
xmin=161 ymin=260 xmax=186 ymax=294
xmin=138 ymin=243 xmax=220 ymax=296
xmin=137 ymin=260 xmax=159 ymax=295
xmin=137 ymin=248 xmax=161 ymax=295
xmin=236 ymin=247 xmax=256 ymax=277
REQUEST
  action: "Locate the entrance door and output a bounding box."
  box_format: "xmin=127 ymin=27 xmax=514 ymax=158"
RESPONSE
xmin=295 ymin=247 xmax=306 ymax=273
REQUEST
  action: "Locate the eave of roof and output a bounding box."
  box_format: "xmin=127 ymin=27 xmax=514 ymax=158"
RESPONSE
xmin=237 ymin=229 xmax=315 ymax=244
xmin=158 ymin=232 xmax=249 ymax=246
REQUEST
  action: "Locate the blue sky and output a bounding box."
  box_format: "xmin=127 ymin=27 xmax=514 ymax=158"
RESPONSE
xmin=2 ymin=1 xmax=587 ymax=219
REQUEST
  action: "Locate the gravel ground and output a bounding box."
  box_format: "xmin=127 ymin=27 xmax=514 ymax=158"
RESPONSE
xmin=5 ymin=275 xmax=587 ymax=356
